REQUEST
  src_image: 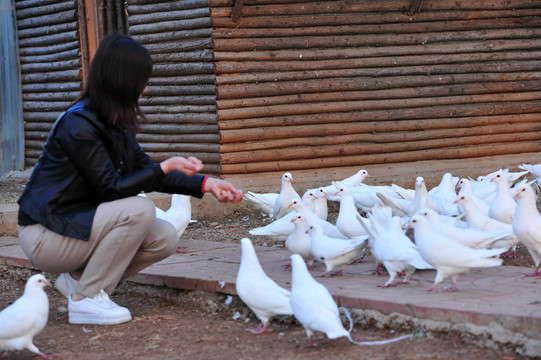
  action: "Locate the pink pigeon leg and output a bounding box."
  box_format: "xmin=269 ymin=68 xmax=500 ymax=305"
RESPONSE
xmin=248 ymin=323 xmax=273 ymax=334
xmin=175 ymin=245 xmax=188 ymax=253
xmin=423 ymin=283 xmax=438 ymax=292
xmin=524 ymin=265 xmax=541 ymax=277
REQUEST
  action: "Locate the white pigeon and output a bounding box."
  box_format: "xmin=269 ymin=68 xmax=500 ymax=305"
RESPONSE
xmin=488 ymin=171 xmax=516 ymax=224
xmin=289 ymin=254 xmax=413 ymax=347
xmin=333 ymin=182 xmax=370 ymax=239
xmin=519 ymin=163 xmax=541 ymax=188
xmin=429 ymin=173 xmax=460 ymax=216
xmin=244 ymin=191 xmax=277 ymax=217
xmin=288 ymin=199 xmax=348 ymax=239
xmin=249 ymin=198 xmax=346 ymax=240
xmin=236 ymin=238 xmax=293 ymax=334
xmin=419 ymin=208 xmax=514 ymax=250
xmin=313 ymin=187 xmax=329 ymax=221
xmin=0 ymin=274 xmax=57 ymax=359
xmin=308 ymin=224 xmax=368 ymax=277
xmin=157 ymin=194 xmax=192 ymax=238
xmin=408 ymin=214 xmax=506 ymax=292
xmin=322 ymin=169 xmax=370 ymax=201
xmin=138 ymin=192 xmax=166 ymax=217
xmin=457 ymin=178 xmax=490 ymax=215
xmin=285 ymin=214 xmax=315 ymax=264
xmin=512 ymin=184 xmax=541 ymax=278
xmin=454 ymin=194 xmax=519 ymax=254
xmin=368 ymin=215 xmax=433 ymax=287
xmin=273 ymin=172 xmax=302 ymax=220
xmin=407 ymin=177 xmax=435 ymax=218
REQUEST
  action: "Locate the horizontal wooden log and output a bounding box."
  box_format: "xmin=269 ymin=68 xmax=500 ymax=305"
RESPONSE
xmin=22 ymin=70 xmax=81 ymax=84
xmin=220 ymin=126 xmax=541 ymax=164
xmin=213 ymin=38 xmax=541 ymax=61
xmin=18 ymin=30 xmax=78 ymax=47
xmin=138 ymin=143 xmax=219 ymax=152
xmin=23 ymin=91 xmax=79 ymax=101
xmin=16 ymin=9 xmax=77 ymax=29
xmin=213 ymin=28 xmax=541 ymax=52
xmin=23 ymin=101 xmax=73 ymax=112
xmin=21 ymin=59 xmax=80 ymax=74
xmin=220 ymin=141 xmax=541 ymax=174
xmin=136 ymin=133 xmax=219 ymax=142
xmin=217 ymin=91 xmax=541 ymax=122
xmin=131 ymin=17 xmax=212 ymax=35
xmin=24 ymin=114 xmax=60 ymax=124
xmin=150 ymin=75 xmax=215 ymax=86
xmin=139 ymin=95 xmax=216 ymax=106
xmin=138 ymin=124 xmax=218 ymax=134
xmin=15 ymin=0 xmax=61 ymax=10
xmin=17 ymin=22 xmax=78 ymax=39
xmin=220 ymin=113 xmax=541 ymax=153
xmin=139 ymin=123 xmax=218 ymax=133
xmin=151 ymin=49 xmax=213 ymax=63
xmin=215 ymin=60 xmax=541 ymax=86
xmin=143 ymin=113 xmax=217 ymax=124
xmin=213 ymin=16 xmax=541 ymax=40
xmin=19 ymin=41 xmax=80 ymax=56
xmin=142 ymin=38 xmax=213 ymax=53
xmin=145 ymin=85 xmax=216 ymax=96
xmin=133 ymin=28 xmax=212 ymax=45
xmin=140 ymin=104 xmax=216 ymax=114
xmin=16 ymin=1 xmax=74 ymax=18
xmin=218 ymin=100 xmax=541 ymax=138
xmin=126 ymin=0 xmax=209 ymax=13
xmin=24 ymin=140 xmax=48 ymax=150
xmin=216 ymin=72 xmax=541 ymax=104
xmin=213 ymin=8 xmax=541 ymax=30
xmin=142 ymin=151 xmax=219 ymax=163
xmin=210 ymin=0 xmax=540 ymax=17
xmin=129 ymin=8 xmax=210 ymax=26
xmin=215 ymin=49 xmax=541 ymax=75
xmin=22 ymin=82 xmax=82 ymax=93
xmin=151 ymin=63 xmax=214 ymax=76
xmin=19 ymin=48 xmax=80 ymax=63
xmin=217 ymin=79 xmax=541 ymax=111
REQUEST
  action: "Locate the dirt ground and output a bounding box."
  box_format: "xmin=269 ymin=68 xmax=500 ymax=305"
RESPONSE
xmin=0 ymin=175 xmax=535 ymax=359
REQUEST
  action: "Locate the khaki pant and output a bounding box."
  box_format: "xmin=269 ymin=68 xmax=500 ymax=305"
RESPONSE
xmin=19 ymin=196 xmax=177 ymax=299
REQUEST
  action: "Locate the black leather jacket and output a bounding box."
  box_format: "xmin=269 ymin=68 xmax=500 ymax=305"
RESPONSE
xmin=18 ymin=100 xmax=205 ymax=240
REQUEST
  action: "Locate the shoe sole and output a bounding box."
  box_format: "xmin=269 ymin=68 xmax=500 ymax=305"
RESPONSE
xmin=69 ymin=313 xmax=132 ymax=325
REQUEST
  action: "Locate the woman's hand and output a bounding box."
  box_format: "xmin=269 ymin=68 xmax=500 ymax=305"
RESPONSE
xmin=204 ymin=177 xmax=244 ymax=204
xmin=160 ymin=156 xmax=203 ymax=177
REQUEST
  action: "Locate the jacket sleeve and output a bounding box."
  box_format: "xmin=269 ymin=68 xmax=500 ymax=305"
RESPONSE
xmin=54 ymin=112 xmax=166 ymax=200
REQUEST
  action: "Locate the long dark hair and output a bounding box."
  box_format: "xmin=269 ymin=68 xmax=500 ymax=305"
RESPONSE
xmin=75 ymin=33 xmax=152 ymax=132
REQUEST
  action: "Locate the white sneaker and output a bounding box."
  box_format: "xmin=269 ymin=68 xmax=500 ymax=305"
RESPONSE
xmin=54 ymin=273 xmax=78 ymax=298
xmin=68 ymin=290 xmax=132 ymax=325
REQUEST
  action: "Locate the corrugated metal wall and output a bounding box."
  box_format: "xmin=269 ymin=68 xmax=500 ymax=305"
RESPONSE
xmin=0 ymin=0 xmax=24 ymax=175
xmin=210 ymin=0 xmax=541 ymax=175
xmin=15 ymin=0 xmax=82 ymax=167
xmin=127 ymin=0 xmax=221 ymax=175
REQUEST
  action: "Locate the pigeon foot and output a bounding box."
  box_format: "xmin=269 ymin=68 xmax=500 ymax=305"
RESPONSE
xmin=248 ymin=323 xmax=273 ymax=334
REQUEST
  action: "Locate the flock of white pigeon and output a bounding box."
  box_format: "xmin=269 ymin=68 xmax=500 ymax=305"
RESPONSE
xmin=236 ymin=164 xmax=541 ymax=346
xmin=3 ymin=164 xmax=541 ymax=356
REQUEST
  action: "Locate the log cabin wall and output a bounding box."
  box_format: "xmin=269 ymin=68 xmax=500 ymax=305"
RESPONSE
xmin=210 ymin=0 xmax=541 ymax=184
xmin=14 ymin=0 xmax=82 ymax=167
xmin=126 ymin=0 xmax=221 ymax=175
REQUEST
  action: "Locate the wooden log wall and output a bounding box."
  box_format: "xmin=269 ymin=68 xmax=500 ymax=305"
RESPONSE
xmin=210 ymin=0 xmax=541 ymax=175
xmin=127 ymin=0 xmax=220 ymax=175
xmin=15 ymin=0 xmax=82 ymax=167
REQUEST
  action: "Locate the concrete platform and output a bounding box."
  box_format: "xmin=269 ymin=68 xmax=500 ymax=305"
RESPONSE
xmin=1 ymin=233 xmax=541 ymax=355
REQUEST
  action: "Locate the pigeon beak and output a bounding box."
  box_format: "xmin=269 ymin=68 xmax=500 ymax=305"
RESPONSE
xmin=290 ymin=218 xmax=296 ymax=223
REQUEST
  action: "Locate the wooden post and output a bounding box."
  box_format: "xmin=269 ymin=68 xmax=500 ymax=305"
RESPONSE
xmin=77 ymin=0 xmax=100 ymax=87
